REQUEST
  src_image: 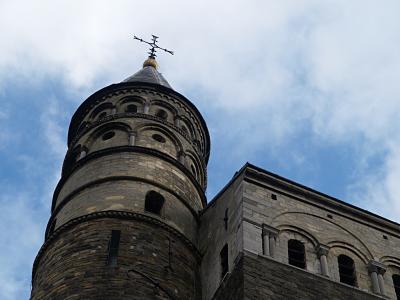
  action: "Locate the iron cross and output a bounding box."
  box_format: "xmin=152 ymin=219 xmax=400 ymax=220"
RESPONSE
xmin=133 ymin=35 xmax=174 ymax=59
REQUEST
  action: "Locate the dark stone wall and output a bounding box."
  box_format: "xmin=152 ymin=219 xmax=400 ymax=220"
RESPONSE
xmin=211 ymin=255 xmax=244 ymax=300
xmin=32 ymin=217 xmax=200 ymax=300
xmin=241 ymin=252 xmax=382 ymax=300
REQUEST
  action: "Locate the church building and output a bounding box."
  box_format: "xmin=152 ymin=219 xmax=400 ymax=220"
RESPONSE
xmin=31 ymin=39 xmax=400 ymax=299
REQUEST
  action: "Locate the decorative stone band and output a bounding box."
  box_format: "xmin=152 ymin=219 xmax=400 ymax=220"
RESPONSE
xmin=32 ymin=210 xmax=203 ymax=282
xmin=70 ymin=112 xmax=206 ymax=162
xmin=52 ymin=146 xmax=207 ymax=212
xmin=67 ymin=83 xmax=211 ymax=163
xmin=45 ymin=174 xmax=201 ymax=239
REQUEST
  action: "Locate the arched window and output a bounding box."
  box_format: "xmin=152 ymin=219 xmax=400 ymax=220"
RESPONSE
xmin=152 ymin=133 xmax=166 ymax=143
xmin=102 ymin=131 xmax=115 ymax=141
xmin=156 ymin=109 xmax=168 ymax=120
xmin=393 ymin=274 xmax=400 ymax=299
xmin=288 ymin=239 xmax=306 ymax=269
xmin=126 ymin=104 xmax=138 ymax=113
xmin=338 ymin=255 xmax=357 ymax=286
xmin=145 ymin=191 xmax=165 ymax=216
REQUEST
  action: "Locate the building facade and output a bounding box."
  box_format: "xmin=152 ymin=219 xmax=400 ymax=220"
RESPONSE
xmin=31 ymin=57 xmax=400 ymax=299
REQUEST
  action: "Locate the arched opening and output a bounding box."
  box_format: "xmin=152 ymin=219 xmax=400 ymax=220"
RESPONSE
xmin=152 ymin=133 xmax=166 ymax=143
xmin=156 ymin=109 xmax=168 ymax=120
xmin=220 ymin=244 xmax=229 ymax=280
xmin=126 ymin=104 xmax=138 ymax=113
xmin=145 ymin=191 xmax=165 ymax=216
xmin=288 ymin=239 xmax=306 ymax=269
xmin=393 ymin=274 xmax=400 ymax=299
xmin=338 ymin=254 xmax=357 ymax=286
xmin=102 ymin=131 xmax=115 ymax=141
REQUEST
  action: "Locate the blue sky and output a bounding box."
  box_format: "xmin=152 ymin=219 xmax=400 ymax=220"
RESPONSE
xmin=1 ymin=1 xmax=400 ymax=299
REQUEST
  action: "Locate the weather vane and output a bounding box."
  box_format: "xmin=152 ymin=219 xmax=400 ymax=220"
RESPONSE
xmin=133 ymin=34 xmax=174 ymax=59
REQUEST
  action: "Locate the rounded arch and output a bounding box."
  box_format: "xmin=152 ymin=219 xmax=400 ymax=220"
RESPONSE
xmin=150 ymin=99 xmax=178 ymax=116
xmin=179 ymin=115 xmax=197 ymax=139
xmin=276 ymin=225 xmax=320 ymax=248
xmin=135 ymin=123 xmax=183 ymax=153
xmin=271 ymin=211 xmax=374 ymax=261
xmin=89 ymin=102 xmax=115 ymax=119
xmin=116 ymin=96 xmax=146 ymax=114
xmin=327 ymin=242 xmax=369 ymax=264
xmin=84 ymin=122 xmax=132 ymax=149
xmin=116 ymin=95 xmax=146 ymax=106
xmin=381 ymin=256 xmax=400 ymax=269
xmin=184 ymin=150 xmax=204 ymax=184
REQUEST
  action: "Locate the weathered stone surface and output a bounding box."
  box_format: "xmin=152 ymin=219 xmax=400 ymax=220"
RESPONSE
xmin=32 ymin=217 xmax=200 ymax=300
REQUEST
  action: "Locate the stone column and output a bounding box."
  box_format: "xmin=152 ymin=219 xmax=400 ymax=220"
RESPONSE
xmin=111 ymin=107 xmax=117 ymax=114
xmin=316 ymin=244 xmax=330 ymax=277
xmin=174 ymin=116 xmax=180 ymax=127
xmin=129 ymin=132 xmax=136 ymax=146
xmin=144 ymin=102 xmax=150 ymax=114
xmin=368 ymin=261 xmax=387 ymax=295
xmin=262 ymin=224 xmax=278 ymax=258
xmin=378 ymin=271 xmax=385 ymax=296
xmin=178 ymin=152 xmax=186 ymax=165
xmin=79 ymin=149 xmax=87 ymax=160
xmin=262 ymin=227 xmax=270 ymax=256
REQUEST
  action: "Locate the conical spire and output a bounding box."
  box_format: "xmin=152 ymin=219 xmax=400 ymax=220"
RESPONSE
xmin=125 ymin=35 xmax=173 ymax=88
xmin=122 ymin=57 xmax=172 ymax=89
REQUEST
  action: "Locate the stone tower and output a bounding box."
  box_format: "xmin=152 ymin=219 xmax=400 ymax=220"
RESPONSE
xmin=31 ymin=57 xmax=210 ymax=299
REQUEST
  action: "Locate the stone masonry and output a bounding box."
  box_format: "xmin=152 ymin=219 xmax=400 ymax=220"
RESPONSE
xmin=31 ymin=58 xmax=400 ymax=299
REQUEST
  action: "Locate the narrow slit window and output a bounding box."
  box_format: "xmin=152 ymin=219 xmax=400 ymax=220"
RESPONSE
xmin=288 ymin=239 xmax=306 ymax=269
xmin=145 ymin=191 xmax=165 ymax=216
xmin=393 ymin=275 xmax=400 ymax=299
xmin=107 ymin=230 xmax=121 ymax=266
xmin=338 ymin=254 xmax=357 ymax=286
xmin=220 ymin=244 xmax=229 ymax=280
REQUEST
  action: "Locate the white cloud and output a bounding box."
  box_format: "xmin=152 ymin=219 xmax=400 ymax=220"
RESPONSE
xmin=2 ymin=1 xmax=400 ymax=297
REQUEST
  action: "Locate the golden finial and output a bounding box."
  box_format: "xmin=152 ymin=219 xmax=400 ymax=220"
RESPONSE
xmin=143 ymin=57 xmax=158 ymax=69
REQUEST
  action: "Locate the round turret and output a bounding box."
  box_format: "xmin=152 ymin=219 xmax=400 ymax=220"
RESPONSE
xmin=31 ymin=59 xmax=210 ymax=300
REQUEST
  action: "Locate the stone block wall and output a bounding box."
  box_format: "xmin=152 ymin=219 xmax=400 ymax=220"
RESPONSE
xmin=199 ymin=175 xmax=244 ymax=300
xmin=52 ymin=152 xmax=200 ymax=243
xmin=240 ymin=251 xmax=383 ymax=300
xmin=241 ymin=166 xmax=400 ymax=298
xmin=32 ymin=216 xmax=201 ymax=300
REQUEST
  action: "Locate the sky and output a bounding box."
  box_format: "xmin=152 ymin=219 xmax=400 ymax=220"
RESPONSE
xmin=1 ymin=0 xmax=400 ymax=299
